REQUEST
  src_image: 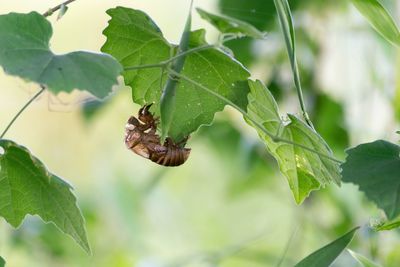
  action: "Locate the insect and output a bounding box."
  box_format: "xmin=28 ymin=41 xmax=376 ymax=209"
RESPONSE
xmin=124 ymin=104 xmax=191 ymax=167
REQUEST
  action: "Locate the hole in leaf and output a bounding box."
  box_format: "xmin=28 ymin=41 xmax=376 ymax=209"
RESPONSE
xmin=0 ymin=146 xmax=4 ymax=156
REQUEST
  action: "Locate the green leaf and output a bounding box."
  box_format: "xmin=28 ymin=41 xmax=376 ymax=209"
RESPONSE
xmin=196 ymin=8 xmax=267 ymax=39
xmin=246 ymin=80 xmax=340 ymax=203
xmin=351 ymin=0 xmax=400 ymax=47
xmin=0 ymin=256 xmax=4 ymax=267
xmin=294 ymin=227 xmax=359 ymax=267
xmin=0 ymin=12 xmax=122 ymax=99
xmin=101 ymin=7 xmax=250 ymax=141
xmin=0 ymin=139 xmax=90 ymax=253
xmin=348 ymin=249 xmax=382 ymax=267
xmin=160 ymin=2 xmax=193 ymax=141
xmin=341 ymin=140 xmax=400 ymax=220
xmin=373 ymin=215 xmax=400 ymax=231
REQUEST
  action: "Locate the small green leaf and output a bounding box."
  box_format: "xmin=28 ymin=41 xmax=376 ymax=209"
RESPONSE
xmin=294 ymin=227 xmax=359 ymax=267
xmin=196 ymin=8 xmax=267 ymax=39
xmin=0 ymin=139 xmax=90 ymax=253
xmin=348 ymin=249 xmax=382 ymax=267
xmin=102 ymin=7 xmax=249 ymax=141
xmin=341 ymin=140 xmax=400 ymax=220
xmin=0 ymin=256 xmax=4 ymax=267
xmin=246 ymin=80 xmax=340 ymax=203
xmin=160 ymin=2 xmax=193 ymax=141
xmin=351 ymin=0 xmax=400 ymax=47
xmin=373 ymin=215 xmax=400 ymax=231
xmin=0 ymin=12 xmax=122 ymax=99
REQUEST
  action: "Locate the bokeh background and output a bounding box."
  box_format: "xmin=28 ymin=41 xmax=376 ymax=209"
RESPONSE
xmin=1 ymin=0 xmax=400 ymax=266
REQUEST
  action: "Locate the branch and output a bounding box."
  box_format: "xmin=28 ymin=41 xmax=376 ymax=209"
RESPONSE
xmin=0 ymin=86 xmax=46 ymax=139
xmin=43 ymin=0 xmax=77 ymax=17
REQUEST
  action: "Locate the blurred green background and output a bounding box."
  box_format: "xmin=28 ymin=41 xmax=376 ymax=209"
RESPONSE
xmin=1 ymin=0 xmax=400 ymax=266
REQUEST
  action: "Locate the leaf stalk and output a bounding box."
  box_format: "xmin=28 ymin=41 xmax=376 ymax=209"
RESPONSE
xmin=43 ymin=0 xmax=77 ymax=17
xmin=0 ymin=86 xmax=46 ymax=139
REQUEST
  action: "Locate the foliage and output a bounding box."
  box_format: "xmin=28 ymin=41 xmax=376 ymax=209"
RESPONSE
xmin=101 ymin=7 xmax=249 ymax=142
xmin=341 ymin=140 xmax=400 ymax=221
xmin=0 ymin=12 xmax=121 ymax=99
xmin=351 ymin=0 xmax=400 ymax=47
xmin=294 ymin=227 xmax=359 ymax=267
xmin=196 ymin=8 xmax=267 ymax=39
xmin=0 ymin=140 xmax=89 ymax=253
xmin=159 ymin=2 xmax=192 ymax=140
xmin=0 ymin=0 xmax=400 ymax=265
xmin=348 ymin=249 xmax=382 ymax=267
xmin=246 ymin=80 xmax=340 ymax=203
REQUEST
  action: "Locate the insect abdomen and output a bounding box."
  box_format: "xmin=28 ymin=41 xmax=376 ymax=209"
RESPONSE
xmin=150 ymin=147 xmax=191 ymax=167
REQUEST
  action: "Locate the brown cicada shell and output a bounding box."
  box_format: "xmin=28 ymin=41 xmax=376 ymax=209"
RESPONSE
xmin=124 ymin=104 xmax=191 ymax=167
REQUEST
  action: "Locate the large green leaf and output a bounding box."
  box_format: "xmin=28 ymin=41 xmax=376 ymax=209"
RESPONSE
xmin=101 ymin=7 xmax=250 ymax=141
xmin=348 ymin=249 xmax=382 ymax=267
xmin=294 ymin=227 xmax=359 ymax=267
xmin=0 ymin=256 xmax=4 ymax=267
xmin=196 ymin=8 xmax=267 ymax=39
xmin=351 ymin=0 xmax=400 ymax=47
xmin=341 ymin=140 xmax=400 ymax=221
xmin=0 ymin=140 xmax=90 ymax=253
xmin=246 ymin=80 xmax=340 ymax=203
xmin=0 ymin=12 xmax=122 ymax=99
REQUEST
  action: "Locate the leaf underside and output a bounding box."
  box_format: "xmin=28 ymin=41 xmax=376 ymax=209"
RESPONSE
xmin=101 ymin=6 xmax=250 ymax=141
xmin=0 ymin=12 xmax=122 ymax=99
xmin=0 ymin=139 xmax=90 ymax=253
xmin=341 ymin=140 xmax=400 ymax=222
xmin=246 ymin=80 xmax=340 ymax=204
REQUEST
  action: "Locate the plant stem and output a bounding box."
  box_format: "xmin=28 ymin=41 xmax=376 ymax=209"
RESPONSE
xmin=124 ymin=44 xmax=215 ymax=72
xmin=124 ymin=62 xmax=166 ymax=71
xmin=0 ymin=86 xmax=46 ymax=139
xmin=123 ymin=36 xmax=239 ymax=72
xmin=275 ymin=226 xmax=299 ymax=267
xmin=43 ymin=0 xmax=77 ymax=17
xmin=273 ymin=0 xmax=314 ymax=129
xmin=169 ymin=69 xmax=343 ymax=164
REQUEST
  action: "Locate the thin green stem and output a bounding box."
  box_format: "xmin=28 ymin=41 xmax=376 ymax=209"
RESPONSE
xmin=123 ymin=36 xmax=239 ymax=72
xmin=43 ymin=0 xmax=77 ymax=17
xmin=275 ymin=226 xmax=299 ymax=267
xmin=169 ymin=69 xmax=343 ymax=164
xmin=124 ymin=62 xmax=166 ymax=71
xmin=124 ymin=44 xmax=215 ymax=72
xmin=168 ymin=44 xmax=214 ymax=63
xmin=0 ymin=86 xmax=46 ymax=139
xmin=273 ymin=0 xmax=314 ymax=129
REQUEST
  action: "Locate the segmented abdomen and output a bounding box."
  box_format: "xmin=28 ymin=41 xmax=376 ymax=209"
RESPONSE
xmin=150 ymin=146 xmax=191 ymax=167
